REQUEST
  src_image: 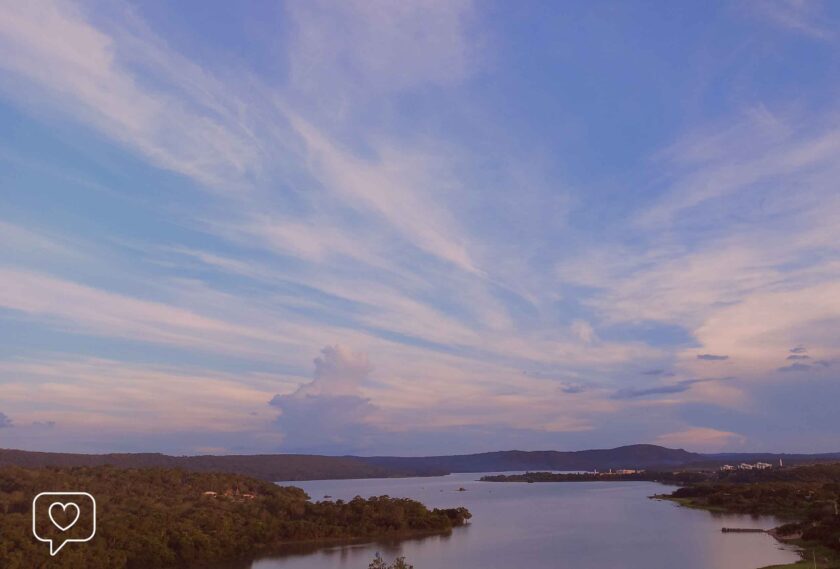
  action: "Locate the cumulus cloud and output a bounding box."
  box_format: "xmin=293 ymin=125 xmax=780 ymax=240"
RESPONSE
xmin=269 ymin=345 xmax=379 ymax=453
xmin=697 ymin=354 xmax=729 ymax=361
xmin=0 ymin=412 xmax=12 ymax=428
xmin=790 ymin=345 xmax=808 ymax=354
xmin=786 ymin=354 xmax=810 ymax=360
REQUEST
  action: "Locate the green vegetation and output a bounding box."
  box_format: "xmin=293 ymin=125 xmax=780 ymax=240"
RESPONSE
xmin=0 ymin=448 xmax=435 ymax=481
xmin=368 ymin=553 xmax=413 ymax=568
xmin=662 ymin=463 xmax=840 ymax=568
xmin=480 ymin=470 xmax=708 ymax=484
xmin=0 ymin=466 xmax=470 ymax=568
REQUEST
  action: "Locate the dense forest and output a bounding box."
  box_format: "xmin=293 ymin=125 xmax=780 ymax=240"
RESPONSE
xmin=0 ymin=466 xmax=470 ymax=568
xmin=665 ymin=463 xmax=840 ymax=566
xmin=0 ymin=449 xmax=430 ymax=481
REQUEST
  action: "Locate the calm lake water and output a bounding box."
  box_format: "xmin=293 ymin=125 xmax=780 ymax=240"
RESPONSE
xmin=249 ymin=473 xmax=800 ymax=569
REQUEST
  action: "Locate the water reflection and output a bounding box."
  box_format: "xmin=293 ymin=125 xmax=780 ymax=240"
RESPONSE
xmin=252 ymin=530 xmax=460 ymax=568
xmin=241 ymin=473 xmax=800 ymax=569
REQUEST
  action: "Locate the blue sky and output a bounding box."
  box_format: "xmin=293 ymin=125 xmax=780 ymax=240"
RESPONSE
xmin=1 ymin=0 xmax=839 ymax=456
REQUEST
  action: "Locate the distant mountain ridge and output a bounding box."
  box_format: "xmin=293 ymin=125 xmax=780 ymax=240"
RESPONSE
xmin=0 ymin=449 xmax=400 ymax=481
xmin=354 ymin=444 xmax=703 ymax=474
xmin=2 ymin=444 xmax=839 ymax=481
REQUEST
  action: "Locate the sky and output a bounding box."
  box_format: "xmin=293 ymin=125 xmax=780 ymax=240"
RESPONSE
xmin=1 ymin=0 xmax=839 ymax=456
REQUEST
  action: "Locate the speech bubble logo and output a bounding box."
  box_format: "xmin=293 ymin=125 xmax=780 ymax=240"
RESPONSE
xmin=48 ymin=502 xmax=81 ymax=532
xmin=32 ymin=492 xmax=96 ymax=556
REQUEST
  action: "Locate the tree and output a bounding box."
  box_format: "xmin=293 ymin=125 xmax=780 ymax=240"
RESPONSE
xmin=392 ymin=556 xmax=414 ymax=569
xmin=368 ymin=553 xmax=414 ymax=569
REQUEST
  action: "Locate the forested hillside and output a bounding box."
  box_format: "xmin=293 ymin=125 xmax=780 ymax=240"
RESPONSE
xmin=0 ymin=466 xmax=470 ymax=568
xmin=0 ymin=449 xmax=421 ymax=481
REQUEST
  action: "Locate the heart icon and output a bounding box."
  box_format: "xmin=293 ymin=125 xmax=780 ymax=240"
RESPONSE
xmin=48 ymin=502 xmax=81 ymax=532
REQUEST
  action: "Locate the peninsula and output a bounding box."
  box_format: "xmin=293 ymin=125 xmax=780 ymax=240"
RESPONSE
xmin=0 ymin=466 xmax=470 ymax=569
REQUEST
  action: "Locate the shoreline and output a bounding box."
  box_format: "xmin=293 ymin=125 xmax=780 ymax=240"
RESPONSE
xmin=656 ymin=494 xmax=839 ymax=569
xmin=215 ymin=526 xmax=466 ymax=569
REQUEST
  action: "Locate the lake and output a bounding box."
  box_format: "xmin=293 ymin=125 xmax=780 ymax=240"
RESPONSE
xmin=249 ymin=473 xmax=800 ymax=569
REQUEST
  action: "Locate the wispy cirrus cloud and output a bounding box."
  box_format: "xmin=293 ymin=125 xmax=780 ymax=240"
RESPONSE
xmin=0 ymin=268 xmax=308 ymax=356
xmin=1 ymin=0 xmax=839 ymax=454
xmin=0 ymin=0 xmax=269 ymax=191
xmin=0 ymin=357 xmax=280 ymax=437
xmin=558 ymin=106 xmax=840 ymax=384
xmin=749 ymin=0 xmax=836 ymax=40
xmin=286 ymin=0 xmax=478 ymax=97
xmin=0 ymin=0 xmax=481 ymax=277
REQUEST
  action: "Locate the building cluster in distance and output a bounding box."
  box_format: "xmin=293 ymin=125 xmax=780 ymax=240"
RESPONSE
xmin=719 ymin=459 xmax=781 ymax=472
xmin=593 ymin=469 xmax=645 ymax=475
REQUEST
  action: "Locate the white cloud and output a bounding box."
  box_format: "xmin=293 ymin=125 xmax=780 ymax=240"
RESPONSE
xmin=558 ymin=107 xmax=840 ymax=384
xmin=749 ymin=0 xmax=835 ymax=40
xmin=0 ymin=268 xmax=358 ymax=359
xmin=656 ymin=427 xmax=747 ymax=452
xmin=286 ymin=113 xmax=478 ymax=272
xmin=286 ymin=0 xmax=477 ymax=96
xmin=0 ymin=357 xmax=279 ymax=433
xmin=269 ymin=345 xmax=379 ymax=452
xmin=3 ymin=1 xmax=838 ymax=454
xmin=0 ymin=0 xmax=267 ymax=191
xmin=639 ymin=107 xmax=840 ymax=228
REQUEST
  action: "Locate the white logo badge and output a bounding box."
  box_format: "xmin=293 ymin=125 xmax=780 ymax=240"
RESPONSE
xmin=32 ymin=492 xmax=96 ymax=556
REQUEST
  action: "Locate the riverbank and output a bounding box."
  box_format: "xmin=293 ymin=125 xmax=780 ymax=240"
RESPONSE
xmin=658 ymin=495 xmax=838 ymax=568
xmin=656 ymin=463 xmax=840 ymax=569
xmin=0 ymin=465 xmax=470 ymax=568
xmin=760 ymin=544 xmax=840 ymax=569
